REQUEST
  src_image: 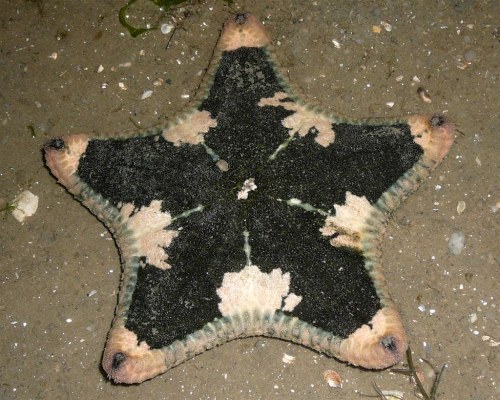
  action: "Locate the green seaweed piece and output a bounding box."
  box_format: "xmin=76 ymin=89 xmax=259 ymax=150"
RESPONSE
xmin=27 ymin=125 xmax=36 ymax=138
xmin=120 ymin=0 xmax=234 ymax=37
xmin=119 ymin=0 xmax=186 ymax=37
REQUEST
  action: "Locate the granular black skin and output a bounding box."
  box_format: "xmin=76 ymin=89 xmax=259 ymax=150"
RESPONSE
xmin=76 ymin=47 xmax=423 ymax=348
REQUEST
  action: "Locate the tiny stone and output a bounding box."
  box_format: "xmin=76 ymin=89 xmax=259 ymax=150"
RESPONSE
xmin=448 ymin=232 xmax=465 ymax=255
xmin=216 ymin=159 xmax=229 ymax=172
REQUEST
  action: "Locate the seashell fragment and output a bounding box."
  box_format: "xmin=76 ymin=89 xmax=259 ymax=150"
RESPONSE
xmin=12 ymin=190 xmax=39 ymax=223
xmin=323 ymin=369 xmax=342 ymax=388
xmin=457 ymin=200 xmax=466 ymax=215
xmin=381 ymin=20 xmax=393 ymax=32
xmin=381 ymin=390 xmax=404 ymax=399
xmin=448 ymin=231 xmax=465 ymax=255
xmin=417 ymin=86 xmax=432 ymax=103
xmin=282 ymin=353 xmax=295 ymax=364
xmin=141 ymin=90 xmax=153 ymax=100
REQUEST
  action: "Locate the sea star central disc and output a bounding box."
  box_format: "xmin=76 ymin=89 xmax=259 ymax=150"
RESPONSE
xmin=44 ymin=14 xmax=453 ymax=384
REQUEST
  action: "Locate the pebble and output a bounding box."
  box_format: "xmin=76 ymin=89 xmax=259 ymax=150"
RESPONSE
xmin=464 ymin=49 xmax=477 ymax=62
xmin=448 ymin=231 xmax=465 ymax=255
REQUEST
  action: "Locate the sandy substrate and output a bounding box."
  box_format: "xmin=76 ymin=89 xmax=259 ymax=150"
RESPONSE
xmin=0 ymin=1 xmax=498 ymax=399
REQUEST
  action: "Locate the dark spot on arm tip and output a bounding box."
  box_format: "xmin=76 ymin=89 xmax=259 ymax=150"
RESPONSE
xmin=45 ymin=138 xmax=65 ymax=150
xmin=234 ymin=13 xmax=248 ymax=25
xmin=111 ymin=352 xmax=126 ymax=370
xmin=381 ymin=336 xmax=398 ymax=353
xmin=430 ymin=114 xmax=446 ymax=128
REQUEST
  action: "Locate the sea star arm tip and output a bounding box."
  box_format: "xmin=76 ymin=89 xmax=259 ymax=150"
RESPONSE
xmin=219 ymin=13 xmax=272 ymax=52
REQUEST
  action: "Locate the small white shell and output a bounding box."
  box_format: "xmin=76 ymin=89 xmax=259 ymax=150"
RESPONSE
xmin=457 ymin=201 xmax=466 ymax=215
xmin=323 ymin=369 xmax=342 ymax=388
xmin=12 ymin=190 xmax=39 ymax=223
xmin=161 ymin=23 xmax=174 ymax=35
xmin=141 ymin=90 xmax=153 ymax=100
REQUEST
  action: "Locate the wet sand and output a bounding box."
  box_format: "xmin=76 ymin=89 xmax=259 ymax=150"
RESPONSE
xmin=1 ymin=1 xmax=498 ymax=399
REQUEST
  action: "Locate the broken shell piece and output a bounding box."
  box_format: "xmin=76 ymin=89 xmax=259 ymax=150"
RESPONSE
xmin=141 ymin=90 xmax=153 ymax=100
xmin=282 ymin=353 xmax=295 ymax=364
xmin=12 ymin=190 xmax=39 ymax=223
xmin=323 ymin=369 xmax=342 ymax=388
xmin=381 ymin=20 xmax=393 ymax=31
xmin=153 ymin=78 xmax=164 ymax=87
xmin=161 ymin=23 xmax=174 ymax=35
xmin=417 ymin=86 xmax=432 ymax=103
xmin=457 ymin=201 xmax=466 ymax=215
xmin=381 ymin=390 xmax=404 ymax=400
xmin=237 ymin=178 xmax=257 ymax=200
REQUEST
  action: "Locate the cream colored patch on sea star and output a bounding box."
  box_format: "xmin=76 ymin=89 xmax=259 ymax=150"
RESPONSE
xmin=217 ymin=265 xmax=302 ymax=316
xmin=162 ymin=110 xmax=217 ymax=146
xmin=258 ymin=92 xmax=335 ymax=147
xmin=120 ymin=200 xmax=178 ymax=269
xmin=320 ymin=192 xmax=375 ymax=250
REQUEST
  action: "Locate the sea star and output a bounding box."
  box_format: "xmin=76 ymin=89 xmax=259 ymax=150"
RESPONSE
xmin=44 ymin=13 xmax=453 ymax=384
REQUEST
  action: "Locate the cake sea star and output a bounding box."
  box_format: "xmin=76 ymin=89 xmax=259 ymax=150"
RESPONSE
xmin=45 ymin=13 xmax=453 ymax=384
